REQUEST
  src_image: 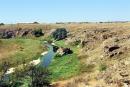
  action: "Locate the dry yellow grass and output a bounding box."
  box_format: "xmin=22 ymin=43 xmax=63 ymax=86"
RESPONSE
xmin=51 ymin=22 xmax=130 ymax=87
xmin=0 ymin=22 xmax=130 ymax=31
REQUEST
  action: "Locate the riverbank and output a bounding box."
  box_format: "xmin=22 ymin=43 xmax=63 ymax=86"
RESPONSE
xmin=48 ymin=40 xmax=81 ymax=82
xmin=5 ymin=51 xmax=48 ymax=74
xmin=0 ymin=39 xmax=46 ymax=71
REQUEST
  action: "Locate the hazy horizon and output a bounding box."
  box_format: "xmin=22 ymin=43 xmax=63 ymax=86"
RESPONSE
xmin=0 ymin=0 xmax=130 ymax=23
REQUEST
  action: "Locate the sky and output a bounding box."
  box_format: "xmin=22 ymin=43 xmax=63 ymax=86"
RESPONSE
xmin=0 ymin=0 xmax=130 ymax=23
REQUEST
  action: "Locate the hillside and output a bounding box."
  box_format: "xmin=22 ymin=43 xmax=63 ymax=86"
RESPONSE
xmin=51 ymin=22 xmax=130 ymax=87
xmin=0 ymin=22 xmax=130 ymax=87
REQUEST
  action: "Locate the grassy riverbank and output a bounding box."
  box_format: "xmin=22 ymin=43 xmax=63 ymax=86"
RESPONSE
xmin=49 ymin=53 xmax=80 ymax=82
xmin=48 ymin=40 xmax=81 ymax=82
xmin=0 ymin=39 xmax=46 ymax=70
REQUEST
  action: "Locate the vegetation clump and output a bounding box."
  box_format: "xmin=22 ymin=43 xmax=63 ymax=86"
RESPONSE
xmin=52 ymin=28 xmax=67 ymax=40
xmin=33 ymin=21 xmax=39 ymax=24
xmin=0 ymin=23 xmax=4 ymax=26
xmin=0 ymin=63 xmax=51 ymax=87
xmin=32 ymin=29 xmax=44 ymax=37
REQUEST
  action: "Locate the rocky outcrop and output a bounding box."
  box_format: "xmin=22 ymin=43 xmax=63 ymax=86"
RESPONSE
xmin=102 ymin=37 xmax=129 ymax=58
xmin=104 ymin=45 xmax=123 ymax=57
xmin=0 ymin=28 xmax=44 ymax=38
xmin=65 ymin=29 xmax=122 ymax=52
xmin=1 ymin=30 xmax=16 ymax=39
xmin=56 ymin=47 xmax=73 ymax=56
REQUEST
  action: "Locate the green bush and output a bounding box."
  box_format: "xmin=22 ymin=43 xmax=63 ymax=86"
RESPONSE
xmin=0 ymin=23 xmax=4 ymax=26
xmin=32 ymin=29 xmax=44 ymax=37
xmin=52 ymin=28 xmax=67 ymax=40
xmin=33 ymin=22 xmax=39 ymax=24
xmin=0 ymin=64 xmax=51 ymax=87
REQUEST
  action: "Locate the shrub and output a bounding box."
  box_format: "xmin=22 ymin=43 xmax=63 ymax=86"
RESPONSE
xmin=28 ymin=66 xmax=51 ymax=87
xmin=0 ymin=23 xmax=4 ymax=26
xmin=32 ymin=29 xmax=44 ymax=37
xmin=0 ymin=64 xmax=51 ymax=87
xmin=52 ymin=28 xmax=67 ymax=40
xmin=99 ymin=64 xmax=107 ymax=71
xmin=33 ymin=22 xmax=39 ymax=24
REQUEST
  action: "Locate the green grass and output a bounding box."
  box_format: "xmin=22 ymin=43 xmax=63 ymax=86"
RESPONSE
xmin=0 ymin=39 xmax=46 ymax=70
xmin=48 ymin=40 xmax=81 ymax=82
xmin=55 ymin=40 xmax=81 ymax=53
xmin=48 ymin=53 xmax=80 ymax=82
xmin=55 ymin=40 xmax=65 ymax=47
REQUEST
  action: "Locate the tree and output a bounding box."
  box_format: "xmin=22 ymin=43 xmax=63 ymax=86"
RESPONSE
xmin=0 ymin=23 xmax=4 ymax=26
xmin=33 ymin=22 xmax=39 ymax=24
xmin=52 ymin=28 xmax=67 ymax=40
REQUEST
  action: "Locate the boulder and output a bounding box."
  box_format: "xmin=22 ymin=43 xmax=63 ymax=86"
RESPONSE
xmin=2 ymin=31 xmax=15 ymax=39
xmin=56 ymin=47 xmax=73 ymax=56
xmin=104 ymin=44 xmax=123 ymax=57
xmin=56 ymin=47 xmax=65 ymax=56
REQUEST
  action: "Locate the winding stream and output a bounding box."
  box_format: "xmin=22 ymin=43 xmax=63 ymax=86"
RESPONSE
xmin=5 ymin=43 xmax=55 ymax=74
xmin=40 ymin=43 xmax=55 ymax=67
xmin=3 ymin=42 xmax=56 ymax=81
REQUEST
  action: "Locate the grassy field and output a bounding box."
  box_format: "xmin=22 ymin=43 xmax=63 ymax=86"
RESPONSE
xmin=0 ymin=39 xmax=46 ymax=70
